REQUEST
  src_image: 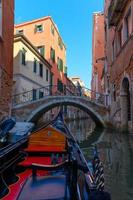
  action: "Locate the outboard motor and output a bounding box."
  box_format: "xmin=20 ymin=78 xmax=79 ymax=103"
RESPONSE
xmin=0 ymin=117 xmax=16 ymax=142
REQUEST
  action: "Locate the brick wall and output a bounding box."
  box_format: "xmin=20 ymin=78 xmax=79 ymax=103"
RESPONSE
xmin=0 ymin=0 xmax=14 ymax=119
xmin=91 ymin=13 xmax=105 ymax=95
xmin=104 ymin=0 xmax=133 ymax=130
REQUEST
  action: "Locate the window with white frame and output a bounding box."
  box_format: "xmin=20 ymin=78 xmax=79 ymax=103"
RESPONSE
xmin=0 ymin=0 xmax=2 ymax=37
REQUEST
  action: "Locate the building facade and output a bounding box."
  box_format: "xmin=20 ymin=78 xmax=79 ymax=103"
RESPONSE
xmin=70 ymin=77 xmax=85 ymax=88
xmin=91 ymin=12 xmax=105 ymax=97
xmin=70 ymin=77 xmax=91 ymax=97
xmin=104 ymin=0 xmax=133 ymax=131
xmin=0 ymin=0 xmax=14 ymax=118
xmin=13 ymin=34 xmax=51 ymax=99
xmin=14 ymin=16 xmax=67 ymax=93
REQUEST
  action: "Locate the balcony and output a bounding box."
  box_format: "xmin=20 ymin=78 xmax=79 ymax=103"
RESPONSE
xmin=108 ymin=0 xmax=128 ymax=26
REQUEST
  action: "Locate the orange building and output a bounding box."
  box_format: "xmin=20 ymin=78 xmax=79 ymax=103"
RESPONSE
xmin=14 ymin=16 xmax=67 ymax=93
xmin=91 ymin=12 xmax=105 ymax=97
xmin=0 ymin=0 xmax=14 ymax=118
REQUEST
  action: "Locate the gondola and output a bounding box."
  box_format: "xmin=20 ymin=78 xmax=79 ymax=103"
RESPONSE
xmin=1 ymin=112 xmax=111 ymax=200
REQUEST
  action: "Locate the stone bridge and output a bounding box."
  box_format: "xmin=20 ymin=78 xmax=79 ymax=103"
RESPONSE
xmin=12 ymin=95 xmax=110 ymax=128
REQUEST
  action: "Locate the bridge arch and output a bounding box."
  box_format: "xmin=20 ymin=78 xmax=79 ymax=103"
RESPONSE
xmin=26 ymin=97 xmax=106 ymax=128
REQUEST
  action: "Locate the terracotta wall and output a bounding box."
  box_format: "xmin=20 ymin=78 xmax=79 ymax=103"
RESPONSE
xmin=0 ymin=0 xmax=14 ymax=118
xmin=91 ymin=13 xmax=105 ymax=95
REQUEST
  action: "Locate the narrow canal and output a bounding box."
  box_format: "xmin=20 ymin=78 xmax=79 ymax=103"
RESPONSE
xmin=67 ymin=118 xmax=133 ymax=200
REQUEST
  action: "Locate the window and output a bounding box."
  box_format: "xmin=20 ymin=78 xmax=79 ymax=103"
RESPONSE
xmin=39 ymin=91 xmax=43 ymax=99
xmin=37 ymin=46 xmax=45 ymax=57
xmin=32 ymin=89 xmax=37 ymax=100
xmin=16 ymin=29 xmax=24 ymax=34
xmin=64 ymin=66 xmax=67 ymax=77
xmin=57 ymin=79 xmax=63 ymax=93
xmin=51 ymin=24 xmax=54 ymax=35
xmin=0 ymin=0 xmax=2 ymax=37
xmin=21 ymin=48 xmax=26 ymax=65
xmin=117 ymin=26 xmax=122 ymax=52
xmin=124 ymin=9 xmax=131 ymax=41
xmin=39 ymin=63 xmax=43 ymax=77
xmin=57 ymin=58 xmax=63 ymax=72
xmin=60 ymin=59 xmax=63 ymax=72
xmin=58 ymin=37 xmax=63 ymax=50
xmin=35 ymin=24 xmax=43 ymax=33
xmin=33 ymin=59 xmax=37 ymax=73
xmin=57 ymin=58 xmax=60 ymax=69
xmin=50 ymin=48 xmax=55 ymax=62
xmin=46 ymin=69 xmax=49 ymax=81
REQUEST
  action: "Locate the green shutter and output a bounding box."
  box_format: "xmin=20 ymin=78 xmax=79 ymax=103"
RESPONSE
xmin=53 ymin=49 xmax=55 ymax=62
xmin=51 ymin=48 xmax=55 ymax=62
xmin=57 ymin=58 xmax=60 ymax=69
xmin=57 ymin=80 xmax=63 ymax=93
xmin=64 ymin=66 xmax=67 ymax=77
xmin=60 ymin=59 xmax=63 ymax=72
xmin=41 ymin=46 xmax=45 ymax=57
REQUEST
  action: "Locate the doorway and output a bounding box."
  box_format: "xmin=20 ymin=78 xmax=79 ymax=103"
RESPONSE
xmin=121 ymin=77 xmax=131 ymax=131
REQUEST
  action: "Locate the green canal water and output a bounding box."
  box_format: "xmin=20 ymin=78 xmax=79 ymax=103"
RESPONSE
xmin=67 ymin=119 xmax=133 ymax=200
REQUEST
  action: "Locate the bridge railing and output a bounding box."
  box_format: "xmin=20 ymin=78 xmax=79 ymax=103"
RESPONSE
xmin=12 ymin=85 xmax=106 ymax=106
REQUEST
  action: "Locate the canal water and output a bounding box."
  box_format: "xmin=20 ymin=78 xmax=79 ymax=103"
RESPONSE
xmin=67 ymin=118 xmax=133 ymax=200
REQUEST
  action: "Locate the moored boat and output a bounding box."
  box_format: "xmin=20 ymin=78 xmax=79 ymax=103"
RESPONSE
xmin=1 ymin=112 xmax=111 ymax=200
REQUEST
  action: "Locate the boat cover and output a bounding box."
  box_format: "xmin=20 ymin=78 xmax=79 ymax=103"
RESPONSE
xmin=9 ymin=122 xmax=34 ymax=136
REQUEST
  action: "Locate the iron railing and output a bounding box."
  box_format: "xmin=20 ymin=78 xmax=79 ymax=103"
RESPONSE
xmin=12 ymin=85 xmax=106 ymax=106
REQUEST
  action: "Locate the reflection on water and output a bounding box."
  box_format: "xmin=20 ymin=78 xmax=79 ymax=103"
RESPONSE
xmin=67 ymin=118 xmax=95 ymax=142
xmin=67 ymin=119 xmax=133 ymax=200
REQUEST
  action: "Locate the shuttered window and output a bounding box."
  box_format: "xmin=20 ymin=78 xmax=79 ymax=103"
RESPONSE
xmin=58 ymin=37 xmax=63 ymax=50
xmin=64 ymin=66 xmax=67 ymax=77
xmin=57 ymin=58 xmax=63 ymax=72
xmin=51 ymin=24 xmax=54 ymax=35
xmin=57 ymin=79 xmax=63 ymax=93
xmin=37 ymin=46 xmax=45 ymax=57
xmin=60 ymin=59 xmax=63 ymax=72
xmin=50 ymin=48 xmax=55 ymax=62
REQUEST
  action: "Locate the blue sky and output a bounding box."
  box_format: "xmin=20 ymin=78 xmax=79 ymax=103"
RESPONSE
xmin=15 ymin=0 xmax=104 ymax=88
